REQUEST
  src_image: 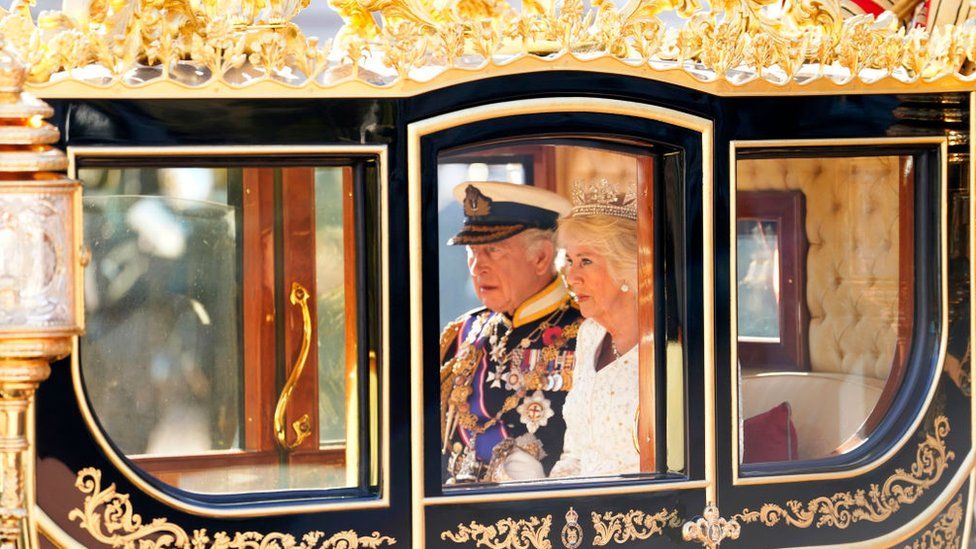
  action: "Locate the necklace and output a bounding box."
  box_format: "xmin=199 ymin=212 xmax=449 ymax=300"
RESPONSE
xmin=446 ymin=304 xmax=580 ymax=437
xmin=610 ymin=340 xmax=621 ymax=361
xmin=488 ymin=307 xmax=564 ymax=367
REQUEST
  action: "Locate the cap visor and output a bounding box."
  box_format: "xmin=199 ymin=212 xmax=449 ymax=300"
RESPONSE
xmin=447 ymin=224 xmax=526 ymax=246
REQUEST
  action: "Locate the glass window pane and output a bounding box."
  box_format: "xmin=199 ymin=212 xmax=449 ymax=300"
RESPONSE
xmin=81 ymin=167 xmax=242 ymax=457
xmin=737 ymin=219 xmax=781 ymax=341
xmin=437 ymin=162 xmax=527 ymax=324
xmin=315 ymin=167 xmax=348 ymax=445
xmin=436 ymin=138 xmax=677 ymax=489
xmin=78 ymin=162 xmax=373 ymax=498
xmin=736 ymin=154 xmax=913 ymax=465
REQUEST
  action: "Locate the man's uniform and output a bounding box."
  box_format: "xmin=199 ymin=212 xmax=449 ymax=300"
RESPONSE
xmin=441 ymin=280 xmax=582 ymax=482
xmin=438 ymin=181 xmax=579 ymax=484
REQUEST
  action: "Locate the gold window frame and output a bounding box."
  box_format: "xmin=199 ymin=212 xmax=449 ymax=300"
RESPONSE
xmin=407 ymin=96 xmax=715 ymax=547
xmin=65 ymin=145 xmax=391 ymax=517
xmin=729 ymin=137 xmax=951 ymax=487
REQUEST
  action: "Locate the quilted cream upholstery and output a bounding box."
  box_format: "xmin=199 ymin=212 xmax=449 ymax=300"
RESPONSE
xmin=552 ymin=146 xmax=643 ymax=197
xmin=737 ymin=156 xmax=904 ymax=380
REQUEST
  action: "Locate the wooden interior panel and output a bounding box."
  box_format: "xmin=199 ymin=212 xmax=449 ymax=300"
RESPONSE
xmin=637 ymin=155 xmax=656 ymax=473
xmin=281 ymin=167 xmax=322 ymax=453
xmin=242 ymin=167 xmax=277 ymax=451
xmin=342 ymin=165 xmax=361 ymax=485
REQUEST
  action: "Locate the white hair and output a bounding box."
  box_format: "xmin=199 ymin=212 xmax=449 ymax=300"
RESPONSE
xmin=518 ymin=228 xmax=557 ymax=274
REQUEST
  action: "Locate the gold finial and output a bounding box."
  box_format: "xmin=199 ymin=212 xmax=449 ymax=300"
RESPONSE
xmin=0 ymin=23 xmax=83 ymax=549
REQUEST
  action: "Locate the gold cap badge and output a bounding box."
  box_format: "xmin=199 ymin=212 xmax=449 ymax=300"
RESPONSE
xmin=463 ymin=185 xmax=493 ymax=218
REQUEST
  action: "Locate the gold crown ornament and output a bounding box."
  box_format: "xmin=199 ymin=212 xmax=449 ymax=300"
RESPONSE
xmin=570 ymin=179 xmax=638 ymax=221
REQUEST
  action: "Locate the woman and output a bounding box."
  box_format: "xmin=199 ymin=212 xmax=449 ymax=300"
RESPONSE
xmin=549 ymin=181 xmax=640 ymax=478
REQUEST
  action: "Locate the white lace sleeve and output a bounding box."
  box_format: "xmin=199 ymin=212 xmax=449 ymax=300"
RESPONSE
xmin=549 ymin=319 xmax=600 ymax=479
xmin=549 ymin=384 xmax=582 ymax=478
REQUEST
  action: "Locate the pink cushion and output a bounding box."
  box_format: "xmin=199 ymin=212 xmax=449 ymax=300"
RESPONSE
xmin=743 ymin=401 xmax=798 ymax=464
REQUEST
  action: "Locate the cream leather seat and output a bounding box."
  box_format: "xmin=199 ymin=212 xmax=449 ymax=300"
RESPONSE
xmin=741 ymin=372 xmax=886 ymax=461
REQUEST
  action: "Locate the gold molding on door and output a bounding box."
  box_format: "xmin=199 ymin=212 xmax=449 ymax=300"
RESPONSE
xmin=67 ymin=468 xmax=397 ymax=548
xmin=561 ymin=507 xmax=583 ymax=549
xmin=903 ymin=494 xmax=964 ymax=549
xmin=408 ymin=96 xmax=715 ymax=547
xmin=681 ymin=504 xmax=741 ymax=549
xmin=440 ymin=514 xmax=552 ymax=549
xmin=733 ymin=415 xmax=954 ymax=530
xmin=591 ymin=508 xmax=680 ymax=546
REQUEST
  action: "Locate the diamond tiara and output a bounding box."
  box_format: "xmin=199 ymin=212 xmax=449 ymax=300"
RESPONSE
xmin=570 ymin=179 xmax=638 ymax=221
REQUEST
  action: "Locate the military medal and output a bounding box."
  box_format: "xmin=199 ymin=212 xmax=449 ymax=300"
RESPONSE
xmin=442 ymin=303 xmax=581 ymax=483
xmin=502 ymin=367 xmax=524 ymax=390
xmin=486 ymin=363 xmax=506 ymax=388
xmin=517 ymin=390 xmax=554 ymax=433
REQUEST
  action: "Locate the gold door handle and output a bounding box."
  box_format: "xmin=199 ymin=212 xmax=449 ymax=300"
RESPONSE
xmin=274 ymin=282 xmax=314 ymax=450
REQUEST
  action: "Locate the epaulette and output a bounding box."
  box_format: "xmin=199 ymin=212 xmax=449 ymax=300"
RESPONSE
xmin=456 ymin=305 xmax=490 ymax=321
xmin=439 ymin=306 xmax=489 ymax=364
xmin=439 ymin=319 xmax=464 ymax=365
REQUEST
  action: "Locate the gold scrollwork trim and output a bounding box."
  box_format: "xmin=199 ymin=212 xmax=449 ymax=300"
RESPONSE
xmin=590 ymin=508 xmax=680 ymax=545
xmin=734 ymin=415 xmax=954 ymax=529
xmin=67 ymin=468 xmax=397 ymax=548
xmin=440 ymin=515 xmax=552 ymax=549
xmin=6 ymin=0 xmax=976 ymax=96
xmin=904 ymin=494 xmax=963 ymax=549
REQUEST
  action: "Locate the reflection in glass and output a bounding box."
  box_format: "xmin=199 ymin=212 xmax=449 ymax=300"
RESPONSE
xmin=736 ymin=155 xmax=913 ymax=466
xmin=81 ymin=168 xmax=240 ymax=458
xmin=0 ymin=191 xmax=75 ymax=328
xmin=315 ymin=168 xmax=348 ymax=445
xmin=79 ymin=164 xmax=364 ymax=496
xmin=736 ymin=219 xmax=780 ymax=341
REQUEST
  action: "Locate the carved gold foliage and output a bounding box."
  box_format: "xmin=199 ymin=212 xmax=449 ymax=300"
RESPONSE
xmin=441 ymin=515 xmax=552 ymax=549
xmin=68 ymin=468 xmax=397 ymax=549
xmin=903 ymin=495 xmax=963 ymax=549
xmin=2 ymin=0 xmax=974 ymax=90
xmin=590 ymin=508 xmax=680 ymax=545
xmin=734 ymin=415 xmax=954 ymax=530
xmin=69 ymin=468 xmax=190 ymax=547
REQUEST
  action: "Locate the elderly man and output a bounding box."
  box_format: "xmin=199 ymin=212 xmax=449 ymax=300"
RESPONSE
xmin=440 ymin=181 xmax=582 ymax=484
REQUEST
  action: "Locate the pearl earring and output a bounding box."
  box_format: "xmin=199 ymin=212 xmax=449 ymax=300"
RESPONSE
xmin=620 ymin=283 xmax=630 ymax=293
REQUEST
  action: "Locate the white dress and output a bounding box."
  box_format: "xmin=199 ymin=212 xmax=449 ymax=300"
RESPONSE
xmin=550 ymin=318 xmax=640 ymax=478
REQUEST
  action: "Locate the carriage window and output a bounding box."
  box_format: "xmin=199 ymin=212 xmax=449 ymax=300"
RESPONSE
xmin=437 ymin=137 xmax=676 ymax=488
xmin=736 ymin=154 xmax=915 ymax=467
xmin=78 ymin=160 xmax=379 ymax=497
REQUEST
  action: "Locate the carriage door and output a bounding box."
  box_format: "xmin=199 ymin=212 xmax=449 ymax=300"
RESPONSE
xmin=408 ymin=97 xmax=715 ymax=547
xmin=35 ymin=146 xmax=401 ymax=547
xmin=715 ymin=136 xmax=972 ymax=548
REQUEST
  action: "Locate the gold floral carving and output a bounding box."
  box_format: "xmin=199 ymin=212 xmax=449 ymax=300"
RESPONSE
xmin=440 ymin=515 xmax=552 ymax=549
xmin=590 ymin=508 xmax=680 ymax=545
xmin=0 ymin=0 xmax=974 ymax=92
xmin=734 ymin=415 xmax=954 ymax=529
xmin=903 ymin=494 xmax=963 ymax=549
xmin=68 ymin=468 xmax=397 ymax=548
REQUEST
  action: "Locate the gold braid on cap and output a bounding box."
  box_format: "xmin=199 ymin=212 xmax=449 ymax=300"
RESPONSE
xmin=570 ymin=179 xmax=638 ymax=221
